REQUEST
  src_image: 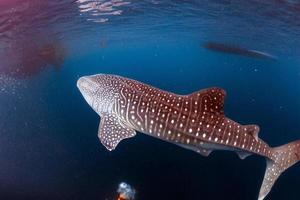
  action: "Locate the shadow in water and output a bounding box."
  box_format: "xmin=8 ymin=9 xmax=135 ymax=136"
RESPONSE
xmin=0 ymin=38 xmax=67 ymax=79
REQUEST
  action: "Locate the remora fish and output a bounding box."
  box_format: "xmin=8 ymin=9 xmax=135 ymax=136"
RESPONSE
xmin=203 ymin=42 xmax=277 ymax=60
xmin=77 ymin=74 xmax=300 ymax=200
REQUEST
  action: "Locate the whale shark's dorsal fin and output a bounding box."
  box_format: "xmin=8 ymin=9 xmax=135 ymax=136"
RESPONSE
xmin=187 ymin=87 xmax=226 ymax=114
xmin=98 ymin=114 xmax=136 ymax=151
xmin=243 ymin=124 xmax=260 ymax=141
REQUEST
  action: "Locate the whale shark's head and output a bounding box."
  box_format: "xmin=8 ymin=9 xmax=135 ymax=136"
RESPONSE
xmin=77 ymin=74 xmax=118 ymax=115
xmin=77 ymin=75 xmax=99 ymax=107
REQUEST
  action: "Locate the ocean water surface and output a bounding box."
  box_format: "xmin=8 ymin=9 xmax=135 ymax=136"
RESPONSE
xmin=0 ymin=0 xmax=300 ymax=200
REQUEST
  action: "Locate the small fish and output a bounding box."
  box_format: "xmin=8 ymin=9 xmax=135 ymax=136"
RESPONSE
xmin=77 ymin=74 xmax=299 ymax=200
xmin=203 ymin=42 xmax=277 ymax=60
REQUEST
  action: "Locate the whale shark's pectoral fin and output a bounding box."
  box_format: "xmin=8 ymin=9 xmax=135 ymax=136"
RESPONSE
xmin=98 ymin=114 xmax=136 ymax=151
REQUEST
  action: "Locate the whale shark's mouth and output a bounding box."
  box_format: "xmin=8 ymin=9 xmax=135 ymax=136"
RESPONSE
xmin=77 ymin=76 xmax=89 ymax=89
xmin=77 ymin=76 xmax=96 ymax=92
xmin=77 ymin=76 xmax=98 ymax=107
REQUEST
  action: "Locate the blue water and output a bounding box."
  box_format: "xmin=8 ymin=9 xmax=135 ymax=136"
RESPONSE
xmin=0 ymin=0 xmax=300 ymax=199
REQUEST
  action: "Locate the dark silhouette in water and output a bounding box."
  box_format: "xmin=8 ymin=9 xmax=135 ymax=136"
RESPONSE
xmin=99 ymin=38 xmax=108 ymax=49
xmin=36 ymin=43 xmax=66 ymax=68
xmin=1 ymin=41 xmax=66 ymax=78
xmin=203 ymin=42 xmax=277 ymax=60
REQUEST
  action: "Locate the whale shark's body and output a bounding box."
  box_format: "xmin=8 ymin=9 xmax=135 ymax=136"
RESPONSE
xmin=77 ymin=74 xmax=300 ymax=200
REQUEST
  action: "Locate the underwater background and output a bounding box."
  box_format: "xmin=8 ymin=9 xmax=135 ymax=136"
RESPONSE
xmin=0 ymin=0 xmax=300 ymax=199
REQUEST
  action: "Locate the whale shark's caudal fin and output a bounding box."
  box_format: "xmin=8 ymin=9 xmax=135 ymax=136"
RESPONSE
xmin=258 ymin=140 xmax=300 ymax=200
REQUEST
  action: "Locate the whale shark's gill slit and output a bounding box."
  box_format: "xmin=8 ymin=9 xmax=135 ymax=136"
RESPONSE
xmin=98 ymin=113 xmax=136 ymax=151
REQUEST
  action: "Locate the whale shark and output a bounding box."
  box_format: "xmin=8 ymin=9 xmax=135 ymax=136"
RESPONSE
xmin=77 ymin=74 xmax=300 ymax=200
xmin=203 ymin=42 xmax=277 ymax=60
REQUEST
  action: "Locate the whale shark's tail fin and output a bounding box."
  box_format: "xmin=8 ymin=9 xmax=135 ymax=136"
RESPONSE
xmin=248 ymin=50 xmax=278 ymax=60
xmin=259 ymin=140 xmax=300 ymax=200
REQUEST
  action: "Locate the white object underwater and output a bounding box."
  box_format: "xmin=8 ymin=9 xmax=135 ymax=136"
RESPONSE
xmin=117 ymin=182 xmax=136 ymax=200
